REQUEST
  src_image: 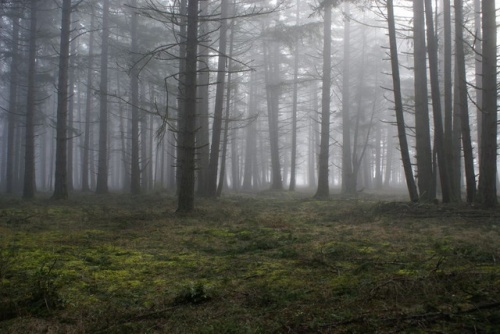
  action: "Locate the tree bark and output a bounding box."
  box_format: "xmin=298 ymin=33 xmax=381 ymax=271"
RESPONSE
xmin=6 ymin=14 xmax=20 ymax=194
xmin=289 ymin=0 xmax=300 ymax=191
xmin=207 ymin=0 xmax=229 ymax=197
xmin=130 ymin=0 xmax=141 ymax=195
xmin=52 ymin=0 xmax=72 ymax=200
xmin=424 ymin=0 xmax=453 ymax=202
xmin=177 ymin=0 xmax=199 ymax=212
xmin=341 ymin=2 xmax=353 ymax=194
xmin=454 ymin=0 xmax=476 ymax=203
xmin=314 ymin=0 xmax=332 ymax=199
xmin=264 ymin=41 xmax=283 ymax=191
xmin=413 ymin=0 xmax=434 ymax=201
xmin=386 ymin=0 xmax=418 ymax=202
xmin=95 ymin=0 xmax=110 ymax=194
xmin=23 ymin=0 xmax=38 ymax=199
xmin=477 ymin=0 xmax=497 ymax=207
xmin=82 ymin=6 xmax=95 ymax=192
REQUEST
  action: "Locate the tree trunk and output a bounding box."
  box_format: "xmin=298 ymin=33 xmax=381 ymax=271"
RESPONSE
xmin=6 ymin=14 xmax=20 ymax=194
xmin=264 ymin=41 xmax=283 ymax=191
xmin=176 ymin=0 xmax=188 ymax=195
xmin=196 ymin=0 xmax=210 ymax=196
xmin=341 ymin=2 xmax=353 ymax=195
xmin=177 ymin=0 xmax=199 ymax=212
xmin=477 ymin=0 xmax=497 ymax=207
xmin=95 ymin=0 xmax=110 ymax=194
xmin=413 ymin=0 xmax=434 ymax=201
xmin=23 ymin=0 xmax=38 ymax=199
xmin=52 ymin=0 xmax=72 ymax=200
xmin=289 ymin=0 xmax=301 ymax=191
xmin=82 ymin=6 xmax=95 ymax=192
xmin=454 ymin=0 xmax=476 ymax=203
xmin=207 ymin=0 xmax=229 ymax=197
xmin=130 ymin=0 xmax=141 ymax=195
xmin=386 ymin=0 xmax=418 ymax=202
xmin=314 ymin=1 xmax=332 ymax=199
xmin=474 ymin=0 xmax=482 ymax=154
xmin=424 ymin=0 xmax=453 ymax=203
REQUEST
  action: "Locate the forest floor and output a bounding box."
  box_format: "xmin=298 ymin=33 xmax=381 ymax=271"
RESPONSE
xmin=1 ymin=191 xmax=500 ymax=333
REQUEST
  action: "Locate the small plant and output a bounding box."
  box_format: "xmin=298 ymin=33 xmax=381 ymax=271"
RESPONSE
xmin=174 ymin=282 xmax=211 ymax=305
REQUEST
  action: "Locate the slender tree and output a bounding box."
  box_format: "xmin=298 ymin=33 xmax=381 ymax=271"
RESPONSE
xmin=424 ymin=0 xmax=452 ymax=202
xmin=314 ymin=0 xmax=332 ymax=199
xmin=386 ymin=0 xmax=418 ymax=202
xmin=52 ymin=0 xmax=72 ymax=200
xmin=477 ymin=0 xmax=497 ymax=207
xmin=130 ymin=0 xmax=141 ymax=195
xmin=177 ymin=0 xmax=199 ymax=212
xmin=82 ymin=5 xmax=95 ymax=192
xmin=6 ymin=14 xmax=20 ymax=194
xmin=95 ymin=0 xmax=110 ymax=194
xmin=289 ymin=0 xmax=301 ymax=191
xmin=413 ymin=0 xmax=434 ymax=201
xmin=454 ymin=0 xmax=475 ymax=203
xmin=207 ymin=0 xmax=229 ymax=197
xmin=23 ymin=0 xmax=38 ymax=199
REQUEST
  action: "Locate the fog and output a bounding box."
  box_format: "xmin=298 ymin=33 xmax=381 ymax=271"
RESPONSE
xmin=0 ymin=0 xmax=497 ymax=210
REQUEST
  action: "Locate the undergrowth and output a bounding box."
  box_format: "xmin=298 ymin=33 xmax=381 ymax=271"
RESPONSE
xmin=0 ymin=192 xmax=499 ymax=333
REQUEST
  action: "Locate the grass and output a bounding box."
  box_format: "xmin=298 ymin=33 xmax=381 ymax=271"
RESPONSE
xmin=0 ymin=192 xmax=499 ymax=333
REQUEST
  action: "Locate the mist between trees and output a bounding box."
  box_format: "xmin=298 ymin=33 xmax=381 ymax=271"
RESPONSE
xmin=0 ymin=0 xmax=497 ymax=211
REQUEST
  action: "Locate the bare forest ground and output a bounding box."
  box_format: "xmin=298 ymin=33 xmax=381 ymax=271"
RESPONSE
xmin=1 ymin=192 xmax=500 ymax=333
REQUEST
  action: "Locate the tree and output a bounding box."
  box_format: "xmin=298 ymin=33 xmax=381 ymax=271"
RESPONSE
xmin=341 ymin=2 xmax=353 ymax=195
xmin=386 ymin=0 xmax=418 ymax=202
xmin=424 ymin=0 xmax=452 ymax=203
xmin=177 ymin=0 xmax=199 ymax=212
xmin=413 ymin=0 xmax=433 ymax=201
xmin=477 ymin=0 xmax=497 ymax=207
xmin=130 ymin=0 xmax=141 ymax=195
xmin=23 ymin=0 xmax=38 ymax=199
xmin=289 ymin=0 xmax=301 ymax=192
xmin=52 ymin=0 xmax=72 ymax=200
xmin=314 ymin=0 xmax=332 ymax=199
xmin=5 ymin=12 xmax=20 ymax=194
xmin=264 ymin=39 xmax=283 ymax=191
xmin=82 ymin=4 xmax=96 ymax=192
xmin=207 ymin=0 xmax=230 ymax=197
xmin=454 ymin=0 xmax=476 ymax=204
xmin=95 ymin=0 xmax=110 ymax=194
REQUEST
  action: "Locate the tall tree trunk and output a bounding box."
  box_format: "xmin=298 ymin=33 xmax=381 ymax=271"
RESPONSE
xmin=386 ymin=0 xmax=418 ymax=202
xmin=196 ymin=0 xmax=210 ymax=196
xmin=341 ymin=2 xmax=353 ymax=194
xmin=67 ymin=22 xmax=77 ymax=192
xmin=443 ymin=0 xmax=458 ymax=200
xmin=477 ymin=0 xmax=497 ymax=207
xmin=130 ymin=0 xmax=141 ymax=195
xmin=413 ymin=0 xmax=434 ymax=201
xmin=82 ymin=6 xmax=95 ymax=192
xmin=242 ymin=72 xmax=257 ymax=190
xmin=207 ymin=0 xmax=229 ymax=197
xmin=23 ymin=0 xmax=38 ymax=199
xmin=474 ymin=0 xmax=482 ymax=153
xmin=177 ymin=0 xmax=199 ymax=212
xmin=289 ymin=0 xmax=300 ymax=191
xmin=95 ymin=0 xmax=110 ymax=194
xmin=217 ymin=16 xmax=236 ymax=197
xmin=454 ymin=0 xmax=476 ymax=203
xmin=314 ymin=1 xmax=332 ymax=199
xmin=264 ymin=41 xmax=283 ymax=191
xmin=424 ymin=0 xmax=452 ymax=203
xmin=6 ymin=15 xmax=20 ymax=194
xmin=52 ymin=0 xmax=72 ymax=200
xmin=176 ymin=0 xmax=187 ymax=194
